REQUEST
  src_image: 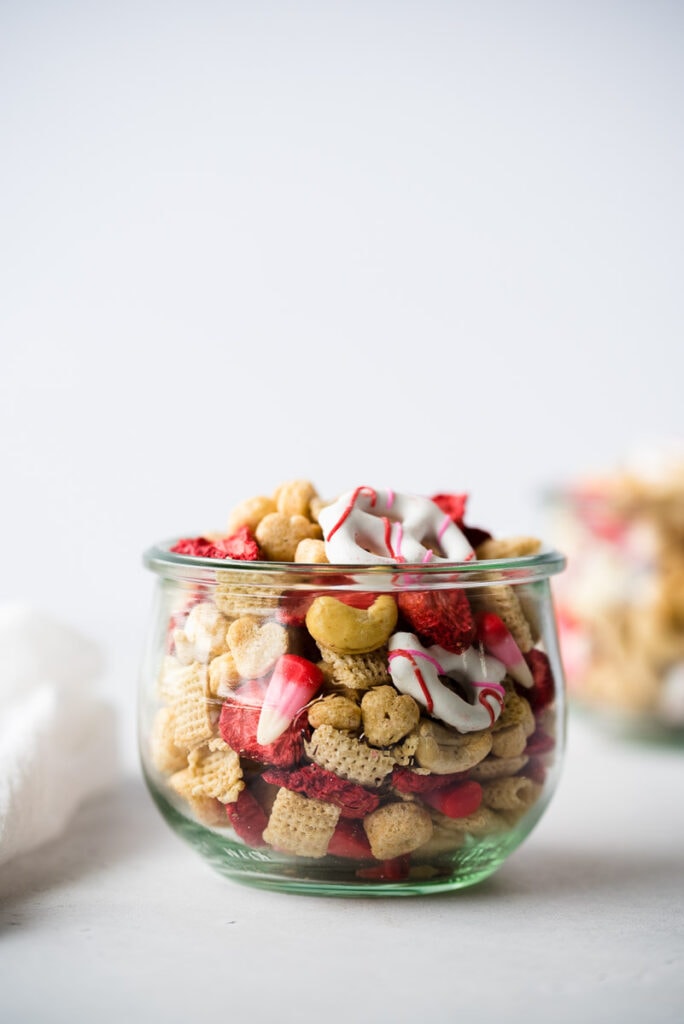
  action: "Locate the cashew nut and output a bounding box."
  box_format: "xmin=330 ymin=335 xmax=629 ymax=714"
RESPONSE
xmin=305 ymin=595 xmax=398 ymax=654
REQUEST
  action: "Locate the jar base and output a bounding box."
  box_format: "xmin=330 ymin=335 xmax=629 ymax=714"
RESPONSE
xmin=146 ymin=774 xmax=535 ymax=897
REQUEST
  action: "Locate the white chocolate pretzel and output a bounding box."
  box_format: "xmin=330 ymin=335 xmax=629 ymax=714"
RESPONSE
xmin=388 ymin=631 xmax=506 ymax=733
xmin=319 ymin=486 xmax=474 ymax=565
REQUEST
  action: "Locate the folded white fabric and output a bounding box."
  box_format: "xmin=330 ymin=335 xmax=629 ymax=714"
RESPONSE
xmin=0 ymin=603 xmax=117 ymax=868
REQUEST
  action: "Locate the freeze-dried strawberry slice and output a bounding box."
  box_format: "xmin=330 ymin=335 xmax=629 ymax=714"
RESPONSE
xmin=431 ymin=493 xmax=468 ymax=523
xmin=225 ymin=788 xmax=269 ymax=847
xmin=170 ymin=527 xmax=262 ymax=561
xmin=391 ymin=766 xmax=468 ymax=794
xmin=262 ymin=764 xmax=380 ymax=819
xmin=522 ymin=649 xmax=555 ymax=710
xmin=431 ymin=492 xmax=492 ymax=548
xmin=327 ymin=820 xmax=373 ymax=859
xmin=397 ymin=588 xmax=474 ymax=653
xmin=171 ymin=536 xmax=229 ymax=559
xmin=393 ymin=768 xmax=481 ymax=816
xmin=221 ymin=525 xmax=261 ymax=561
xmin=219 ymin=680 xmax=307 ymax=767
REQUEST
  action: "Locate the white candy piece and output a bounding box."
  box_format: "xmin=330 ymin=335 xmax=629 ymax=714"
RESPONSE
xmin=174 ymin=602 xmax=229 ymax=665
xmin=388 ymin=631 xmax=506 ymax=733
xmin=319 ymin=486 xmax=474 ymax=565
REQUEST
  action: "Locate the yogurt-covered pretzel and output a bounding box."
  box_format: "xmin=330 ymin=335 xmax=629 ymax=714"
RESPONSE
xmin=319 ymin=486 xmax=474 ymax=565
xmin=388 ymin=631 xmax=506 ymax=733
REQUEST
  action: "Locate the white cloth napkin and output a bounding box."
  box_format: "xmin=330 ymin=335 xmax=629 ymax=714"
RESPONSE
xmin=0 ymin=603 xmax=117 ymax=868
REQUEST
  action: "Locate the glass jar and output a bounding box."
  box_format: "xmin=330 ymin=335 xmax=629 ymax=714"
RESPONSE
xmin=139 ymin=545 xmax=566 ymax=895
xmin=547 ymin=473 xmax=684 ymax=741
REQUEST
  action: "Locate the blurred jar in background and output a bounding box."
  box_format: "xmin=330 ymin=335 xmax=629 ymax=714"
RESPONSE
xmin=547 ymin=445 xmax=684 ymax=738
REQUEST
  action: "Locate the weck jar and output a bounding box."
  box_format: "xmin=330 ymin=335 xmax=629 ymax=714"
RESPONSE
xmin=547 ymin=456 xmax=684 ymax=742
xmin=139 ymin=489 xmax=567 ymax=895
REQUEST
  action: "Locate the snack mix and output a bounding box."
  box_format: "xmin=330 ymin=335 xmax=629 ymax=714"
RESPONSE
xmin=142 ymin=481 xmax=564 ymax=892
xmin=549 ymin=452 xmax=684 ymax=732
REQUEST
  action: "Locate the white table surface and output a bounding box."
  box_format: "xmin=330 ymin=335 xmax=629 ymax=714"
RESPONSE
xmin=1 ymin=714 xmax=682 ymax=1024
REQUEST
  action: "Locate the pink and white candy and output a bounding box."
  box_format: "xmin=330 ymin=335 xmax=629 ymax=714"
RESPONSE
xmin=318 ymin=486 xmax=474 ymax=565
xmin=387 ymin=632 xmax=506 ymax=733
xmin=476 ymin=611 xmax=534 ymax=688
xmin=256 ymin=655 xmax=324 ymax=745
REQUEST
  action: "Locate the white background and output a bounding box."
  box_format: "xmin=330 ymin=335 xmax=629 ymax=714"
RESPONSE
xmin=1 ymin=5 xmax=683 ymax=1021
xmin=2 ymin=1 xmax=683 ymax=736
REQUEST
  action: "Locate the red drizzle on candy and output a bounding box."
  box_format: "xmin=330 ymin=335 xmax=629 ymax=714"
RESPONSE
xmin=325 ymin=485 xmax=377 ymax=543
xmin=477 ymin=686 xmax=506 ymax=726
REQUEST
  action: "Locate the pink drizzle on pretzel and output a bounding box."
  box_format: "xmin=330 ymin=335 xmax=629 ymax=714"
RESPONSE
xmin=319 ymin=487 xmax=474 ymax=565
xmin=387 ymin=632 xmax=506 ymax=733
xmin=437 ymin=514 xmax=452 ymax=543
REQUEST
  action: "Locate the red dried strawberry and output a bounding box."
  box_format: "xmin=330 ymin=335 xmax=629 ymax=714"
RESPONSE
xmin=170 ymin=527 xmax=262 ymax=561
xmin=221 ymin=525 xmax=261 ymax=561
xmin=397 ymin=588 xmax=474 ymax=653
xmin=171 ymin=536 xmax=229 ymax=559
xmin=522 ymin=649 xmax=555 ymax=710
xmin=327 ymin=820 xmax=373 ymax=859
xmin=262 ymin=764 xmax=380 ymax=819
xmin=391 ymin=766 xmax=468 ymax=794
xmin=431 ymin=493 xmax=468 ymax=522
xmin=219 ymin=680 xmax=307 ymax=767
xmin=431 ymin=492 xmax=492 ymax=548
xmin=225 ymin=788 xmax=269 ymax=847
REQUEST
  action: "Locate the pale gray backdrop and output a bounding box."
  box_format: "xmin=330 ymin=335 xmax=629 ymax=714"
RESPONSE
xmin=1 ymin=0 xmax=682 ymax=755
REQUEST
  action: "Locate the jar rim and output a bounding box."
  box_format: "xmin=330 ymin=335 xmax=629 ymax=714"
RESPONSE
xmin=143 ymin=540 xmax=566 ymax=587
